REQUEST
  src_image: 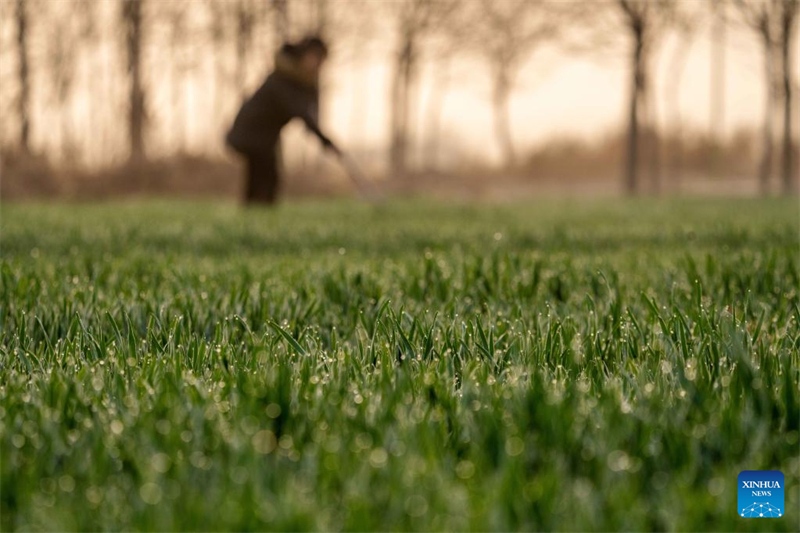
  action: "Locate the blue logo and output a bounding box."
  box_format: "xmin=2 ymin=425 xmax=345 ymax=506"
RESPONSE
xmin=738 ymin=470 xmax=784 ymax=518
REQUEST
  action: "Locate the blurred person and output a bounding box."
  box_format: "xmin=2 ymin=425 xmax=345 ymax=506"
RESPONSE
xmin=226 ymin=36 xmax=340 ymax=205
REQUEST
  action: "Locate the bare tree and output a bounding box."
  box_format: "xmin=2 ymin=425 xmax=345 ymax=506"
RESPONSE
xmin=311 ymin=0 xmax=329 ymax=174
xmin=48 ymin=6 xmax=79 ymax=161
xmin=387 ymin=0 xmax=457 ymax=179
xmin=235 ymin=0 xmax=256 ymax=101
xmin=121 ymin=0 xmax=147 ymax=162
xmin=663 ymin=5 xmax=701 ymax=189
xmin=710 ymin=0 xmax=727 ymax=141
xmin=778 ymin=0 xmax=798 ymax=193
xmin=208 ymin=0 xmax=230 ymax=130
xmin=733 ymin=0 xmax=798 ymax=194
xmin=613 ymin=0 xmax=675 ymax=195
xmin=78 ymin=1 xmax=101 ymax=165
xmin=320 ymin=0 xmax=382 ymax=157
xmin=422 ymin=50 xmax=454 ymax=171
xmin=470 ymin=0 xmax=563 ymax=169
xmin=707 ymin=0 xmax=727 ymax=180
xmin=733 ymin=0 xmax=780 ymax=193
xmin=274 ymin=0 xmax=289 ymax=47
xmin=15 ymin=0 xmax=31 ymax=154
xmin=163 ymin=0 xmax=192 ymax=152
xmin=418 ymin=3 xmax=470 ymax=171
xmin=570 ymin=1 xmax=675 ymax=194
xmin=389 ymin=1 xmax=422 ymax=178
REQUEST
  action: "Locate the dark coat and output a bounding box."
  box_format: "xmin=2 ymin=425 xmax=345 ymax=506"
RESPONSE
xmin=226 ymin=52 xmax=333 ymax=155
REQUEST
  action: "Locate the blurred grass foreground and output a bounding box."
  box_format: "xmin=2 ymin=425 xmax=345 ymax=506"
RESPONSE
xmin=1 ymin=198 xmax=799 ymax=530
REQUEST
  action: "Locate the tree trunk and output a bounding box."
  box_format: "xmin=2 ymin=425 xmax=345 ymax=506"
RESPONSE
xmin=665 ymin=28 xmax=693 ymax=192
xmin=209 ymin=1 xmax=226 ymax=139
xmin=758 ymin=33 xmax=775 ymax=195
xmin=171 ymin=12 xmax=182 ymax=153
xmin=273 ymin=0 xmax=288 ymax=49
xmin=50 ymin=16 xmax=77 ymax=162
xmin=647 ymin=113 xmax=661 ymax=195
xmin=708 ymin=0 xmax=726 ymax=180
xmin=15 ymin=0 xmax=30 ymax=154
xmin=236 ymin=0 xmax=252 ymax=101
xmin=492 ymin=68 xmax=515 ymax=169
xmin=424 ymin=55 xmax=451 ymax=171
xmin=122 ymin=0 xmax=146 ymax=162
xmin=312 ymin=0 xmax=327 ymax=175
xmin=780 ymin=6 xmax=796 ymax=194
xmin=709 ymin=0 xmax=726 ymax=140
xmin=625 ymin=28 xmax=645 ymax=195
xmin=644 ymin=76 xmax=661 ymax=194
xmin=79 ymin=4 xmax=99 ymax=164
xmin=390 ymin=37 xmax=414 ymax=179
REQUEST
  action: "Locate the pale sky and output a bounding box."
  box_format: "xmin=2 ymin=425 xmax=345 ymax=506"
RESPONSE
xmin=314 ymin=20 xmax=795 ymax=167
xmin=3 ymin=1 xmax=797 ymax=170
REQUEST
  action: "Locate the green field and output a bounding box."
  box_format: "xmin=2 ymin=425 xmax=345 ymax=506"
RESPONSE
xmin=1 ymin=199 xmax=798 ymax=531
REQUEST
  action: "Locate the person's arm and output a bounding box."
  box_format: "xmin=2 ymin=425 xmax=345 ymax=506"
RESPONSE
xmin=274 ymin=77 xmax=341 ymax=155
xmin=300 ymin=96 xmax=340 ymax=156
xmin=303 ymin=116 xmax=340 ymax=155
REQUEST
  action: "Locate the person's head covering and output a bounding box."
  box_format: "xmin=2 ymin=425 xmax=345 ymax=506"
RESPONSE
xmin=279 ymin=36 xmax=328 ymax=61
xmin=274 ymin=36 xmax=329 ymax=88
xmin=297 ymin=36 xmax=328 ymax=58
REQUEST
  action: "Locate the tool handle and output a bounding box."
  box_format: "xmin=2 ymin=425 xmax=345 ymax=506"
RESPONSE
xmin=336 ymin=152 xmax=382 ymax=201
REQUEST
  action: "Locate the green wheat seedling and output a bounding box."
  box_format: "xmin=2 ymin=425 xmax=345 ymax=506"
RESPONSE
xmin=1 ymin=198 xmax=798 ymax=531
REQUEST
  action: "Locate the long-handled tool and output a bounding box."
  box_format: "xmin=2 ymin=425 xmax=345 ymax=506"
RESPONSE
xmin=336 ymin=151 xmax=384 ymax=202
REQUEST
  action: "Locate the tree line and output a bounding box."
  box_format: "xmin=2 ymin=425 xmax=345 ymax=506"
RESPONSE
xmin=3 ymin=0 xmax=798 ymax=195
